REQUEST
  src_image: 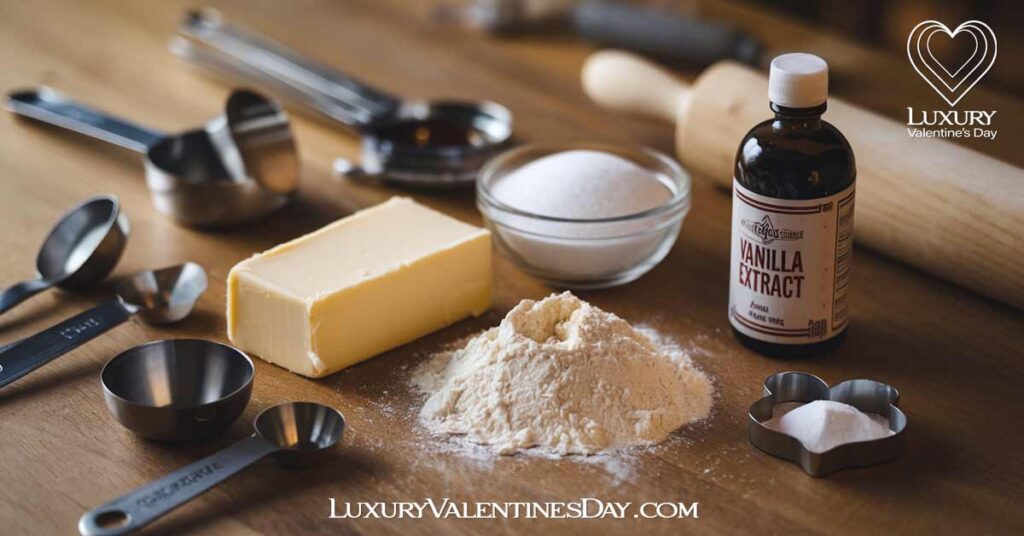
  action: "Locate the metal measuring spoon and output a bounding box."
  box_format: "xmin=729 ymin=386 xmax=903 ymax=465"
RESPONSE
xmin=79 ymin=402 xmax=345 ymax=536
xmin=0 ymin=263 xmax=207 ymax=389
xmin=0 ymin=195 xmax=128 ymax=316
xmin=173 ymin=9 xmax=513 ymax=187
xmin=6 ymin=88 xmax=298 ymax=226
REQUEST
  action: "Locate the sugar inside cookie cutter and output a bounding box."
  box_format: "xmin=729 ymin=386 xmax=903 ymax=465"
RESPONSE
xmin=748 ymin=371 xmax=907 ymax=477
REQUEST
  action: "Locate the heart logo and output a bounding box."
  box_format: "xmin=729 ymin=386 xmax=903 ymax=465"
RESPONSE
xmin=907 ymin=20 xmax=997 ymax=107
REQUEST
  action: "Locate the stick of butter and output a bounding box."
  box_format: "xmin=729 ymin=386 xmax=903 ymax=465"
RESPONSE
xmin=227 ymin=197 xmax=491 ymax=378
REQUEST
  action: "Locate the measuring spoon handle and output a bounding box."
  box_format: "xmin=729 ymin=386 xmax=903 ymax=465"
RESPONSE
xmin=6 ymin=88 xmax=165 ymax=153
xmin=0 ymin=277 xmax=53 ymax=316
xmin=79 ymin=435 xmax=279 ymax=536
xmin=0 ymin=300 xmax=133 ymax=389
xmin=175 ymin=9 xmax=401 ymax=129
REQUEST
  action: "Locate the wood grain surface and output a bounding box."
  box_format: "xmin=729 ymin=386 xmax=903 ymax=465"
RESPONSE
xmin=1 ymin=1 xmax=1022 ymax=535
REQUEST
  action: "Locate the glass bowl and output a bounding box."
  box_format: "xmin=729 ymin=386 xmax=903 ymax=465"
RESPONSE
xmin=476 ymin=142 xmax=692 ymax=289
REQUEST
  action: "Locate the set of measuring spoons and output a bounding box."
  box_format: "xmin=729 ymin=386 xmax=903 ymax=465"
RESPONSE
xmin=0 ymin=195 xmax=206 ymax=386
xmin=89 ymin=338 xmax=343 ymax=534
xmin=0 ymin=196 xmax=346 ymax=535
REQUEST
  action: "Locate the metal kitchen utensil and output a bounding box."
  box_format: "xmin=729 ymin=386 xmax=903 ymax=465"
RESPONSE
xmin=6 ymin=88 xmax=298 ymax=226
xmin=101 ymin=339 xmax=254 ymax=441
xmin=173 ymin=8 xmax=513 ymax=187
xmin=0 ymin=195 xmax=128 ymax=316
xmin=0 ymin=263 xmax=207 ymax=389
xmin=748 ymin=371 xmax=907 ymax=477
xmin=79 ymin=401 xmax=345 ymax=536
xmin=435 ymin=0 xmax=761 ymax=67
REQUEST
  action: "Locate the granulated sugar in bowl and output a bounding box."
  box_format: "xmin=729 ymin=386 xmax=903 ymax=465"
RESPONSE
xmin=476 ymin=143 xmax=691 ymax=289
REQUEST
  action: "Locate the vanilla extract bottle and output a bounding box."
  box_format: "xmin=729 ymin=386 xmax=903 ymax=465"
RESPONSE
xmin=729 ymin=53 xmax=856 ymax=357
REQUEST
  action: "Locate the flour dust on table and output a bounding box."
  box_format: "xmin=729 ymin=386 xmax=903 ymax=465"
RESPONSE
xmin=414 ymin=292 xmax=714 ymax=456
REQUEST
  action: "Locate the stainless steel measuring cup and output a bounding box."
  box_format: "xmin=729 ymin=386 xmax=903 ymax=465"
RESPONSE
xmin=0 ymin=263 xmax=207 ymax=389
xmin=78 ymin=402 xmax=345 ymax=536
xmin=173 ymin=9 xmax=513 ymax=187
xmin=0 ymin=195 xmax=128 ymax=316
xmin=102 ymin=339 xmax=255 ymax=441
xmin=6 ymin=88 xmax=298 ymax=226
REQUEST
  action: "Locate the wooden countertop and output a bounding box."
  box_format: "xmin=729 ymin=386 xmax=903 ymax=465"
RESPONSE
xmin=1 ymin=1 xmax=1022 ymax=534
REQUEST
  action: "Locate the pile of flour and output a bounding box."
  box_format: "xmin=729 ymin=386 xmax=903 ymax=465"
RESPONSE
xmin=413 ymin=292 xmax=713 ymax=455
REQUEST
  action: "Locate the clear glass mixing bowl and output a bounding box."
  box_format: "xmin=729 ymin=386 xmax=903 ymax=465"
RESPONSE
xmin=476 ymin=142 xmax=692 ymax=289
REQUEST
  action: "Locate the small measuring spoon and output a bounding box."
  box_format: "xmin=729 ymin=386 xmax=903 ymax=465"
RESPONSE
xmin=173 ymin=9 xmax=512 ymax=187
xmin=0 ymin=195 xmax=128 ymax=316
xmin=6 ymin=88 xmax=297 ymax=226
xmin=0 ymin=263 xmax=207 ymax=389
xmin=79 ymin=401 xmax=345 ymax=536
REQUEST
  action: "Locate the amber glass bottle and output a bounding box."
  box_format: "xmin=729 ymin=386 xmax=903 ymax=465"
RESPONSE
xmin=729 ymin=54 xmax=856 ymax=357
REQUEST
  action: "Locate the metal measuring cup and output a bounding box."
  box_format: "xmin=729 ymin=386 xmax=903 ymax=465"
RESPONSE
xmin=0 ymin=195 xmax=128 ymax=316
xmin=79 ymin=402 xmax=345 ymax=536
xmin=101 ymin=339 xmax=255 ymax=442
xmin=6 ymin=88 xmax=298 ymax=226
xmin=173 ymin=9 xmax=513 ymax=187
xmin=0 ymin=263 xmax=207 ymax=389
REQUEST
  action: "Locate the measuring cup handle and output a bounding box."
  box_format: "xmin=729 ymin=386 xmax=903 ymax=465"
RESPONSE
xmin=0 ymin=300 xmax=133 ymax=389
xmin=6 ymin=88 xmax=165 ymax=153
xmin=78 ymin=435 xmax=279 ymax=536
xmin=0 ymin=277 xmax=52 ymax=316
xmin=176 ymin=9 xmax=401 ymax=129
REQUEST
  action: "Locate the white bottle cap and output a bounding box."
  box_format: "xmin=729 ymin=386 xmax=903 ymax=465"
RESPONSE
xmin=768 ymin=53 xmax=829 ymax=108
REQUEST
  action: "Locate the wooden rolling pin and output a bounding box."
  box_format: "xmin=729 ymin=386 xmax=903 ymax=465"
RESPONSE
xmin=582 ymin=50 xmax=1024 ymax=310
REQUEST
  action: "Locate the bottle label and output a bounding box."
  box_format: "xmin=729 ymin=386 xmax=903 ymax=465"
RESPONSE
xmin=729 ymin=180 xmax=855 ymax=344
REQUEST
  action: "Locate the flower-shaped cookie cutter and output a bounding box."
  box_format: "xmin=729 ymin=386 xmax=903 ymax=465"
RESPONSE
xmin=748 ymin=371 xmax=907 ymax=477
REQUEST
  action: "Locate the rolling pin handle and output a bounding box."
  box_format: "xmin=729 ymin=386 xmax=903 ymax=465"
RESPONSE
xmin=581 ymin=50 xmax=689 ymax=123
